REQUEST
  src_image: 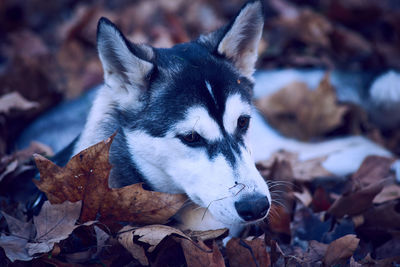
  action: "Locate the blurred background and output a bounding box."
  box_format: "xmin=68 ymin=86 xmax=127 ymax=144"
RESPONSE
xmin=1 ymin=0 xmax=400 ymax=156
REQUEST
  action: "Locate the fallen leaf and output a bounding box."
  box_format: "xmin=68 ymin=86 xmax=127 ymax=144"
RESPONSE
xmin=33 ymin=134 xmax=187 ymax=226
xmin=257 ymin=150 xmax=331 ymax=181
xmin=328 ymin=182 xmax=383 ymax=219
xmin=226 ymin=237 xmax=270 ymax=267
xmin=118 ymin=225 xmax=149 ymax=266
xmin=323 ymin=234 xmax=360 ymax=266
xmin=255 ymin=73 xmax=348 ymax=140
xmin=0 ymin=201 xmax=85 ymax=262
xmin=94 ymin=226 xmax=109 ymax=257
xmin=293 ymin=187 xmax=313 ymax=207
xmin=268 ymin=204 xmax=292 ymax=235
xmin=26 ymin=200 xmax=82 ymax=255
xmin=373 ymin=183 xmax=400 ymax=204
xmin=328 ymin=156 xmax=394 ymax=218
xmin=132 ymin=224 xmax=188 ymax=253
xmin=0 ymin=160 xmax=18 ymax=182
xmin=362 ymin=199 xmax=400 ymax=230
xmin=303 ymin=240 xmax=328 ymax=263
xmin=0 ymin=92 xmax=38 ymax=114
xmin=179 ymin=239 xmax=225 ymax=267
xmin=187 ymin=228 xmax=228 ymax=242
xmin=0 ymin=212 xmax=34 ymax=262
xmin=0 ymin=235 xmax=32 ymax=262
xmin=351 ymin=156 xmax=395 ymax=187
xmin=311 ymin=187 xmax=333 ymax=212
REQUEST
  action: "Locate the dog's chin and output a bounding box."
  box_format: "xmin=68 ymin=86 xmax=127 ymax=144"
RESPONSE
xmin=175 ymin=202 xmax=268 ymax=235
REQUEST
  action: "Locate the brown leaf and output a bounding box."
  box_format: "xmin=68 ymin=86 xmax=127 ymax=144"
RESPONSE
xmin=257 ymin=150 xmax=332 ymax=181
xmin=303 ymin=240 xmax=328 ymax=263
xmin=268 ymin=204 xmax=292 ymax=235
xmin=226 ymin=237 xmax=270 ymax=267
xmin=0 ymin=212 xmax=34 ymax=262
xmin=311 ymin=187 xmax=333 ymax=212
xmin=0 ymin=235 xmax=31 ymax=262
xmin=255 ymin=73 xmax=348 ymax=140
xmin=328 ymin=182 xmax=383 ymax=219
xmin=293 ymin=187 xmax=312 ymax=207
xmin=118 ymin=225 xmax=149 ymax=266
xmin=0 ymin=201 xmax=84 ymax=262
xmin=93 ymin=226 xmax=109 ymax=258
xmin=363 ymin=200 xmax=400 ymax=230
xmin=131 ymin=224 xmax=188 ymax=253
xmin=374 ymin=183 xmax=400 ymax=204
xmin=27 ymin=200 xmax=82 ymax=255
xmin=33 ymin=134 xmax=187 ymax=226
xmin=187 ymin=228 xmax=229 ymax=242
xmin=0 ymin=92 xmax=38 ymax=114
xmin=323 ymin=234 xmax=360 ymax=266
xmin=352 ymin=156 xmax=395 ymax=187
xmin=328 ymin=156 xmax=394 ymax=218
xmin=179 ymin=239 xmax=225 ymax=267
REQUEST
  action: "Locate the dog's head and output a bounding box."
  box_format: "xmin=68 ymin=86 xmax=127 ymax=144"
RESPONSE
xmin=96 ymin=0 xmax=270 ymax=226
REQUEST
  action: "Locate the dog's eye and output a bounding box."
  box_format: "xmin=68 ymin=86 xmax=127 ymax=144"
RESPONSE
xmin=237 ymin=115 xmax=250 ymax=131
xmin=179 ymin=132 xmax=202 ymax=146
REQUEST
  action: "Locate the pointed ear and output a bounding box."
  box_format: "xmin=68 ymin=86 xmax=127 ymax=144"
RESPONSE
xmin=200 ymin=0 xmax=264 ymax=79
xmin=97 ymin=17 xmax=154 ymax=92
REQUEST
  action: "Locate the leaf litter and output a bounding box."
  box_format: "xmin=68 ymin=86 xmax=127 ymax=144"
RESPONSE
xmin=1 ymin=0 xmax=400 ymax=265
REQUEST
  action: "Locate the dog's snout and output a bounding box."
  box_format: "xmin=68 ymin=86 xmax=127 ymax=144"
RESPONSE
xmin=234 ymin=194 xmax=270 ymax=221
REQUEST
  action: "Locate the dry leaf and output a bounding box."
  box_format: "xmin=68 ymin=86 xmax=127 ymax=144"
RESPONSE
xmin=293 ymin=187 xmax=313 ymax=207
xmin=187 ymin=228 xmax=228 ymax=242
xmin=0 ymin=92 xmax=38 ymax=114
xmin=33 ymin=134 xmax=187 ymax=226
xmin=0 ymin=213 xmax=34 ymax=262
xmin=323 ymin=234 xmax=360 ymax=266
xmin=179 ymin=239 xmax=225 ymax=267
xmin=363 ymin=200 xmax=400 ymax=230
xmin=226 ymin=237 xmax=270 ymax=267
xmin=255 ymin=73 xmax=348 ymax=140
xmin=303 ymin=240 xmax=328 ymax=263
xmin=132 ymin=224 xmax=188 ymax=253
xmin=0 ymin=236 xmax=32 ymax=262
xmin=118 ymin=225 xmax=149 ymax=266
xmin=93 ymin=226 xmax=109 ymax=258
xmin=311 ymin=187 xmax=333 ymax=212
xmin=268 ymin=204 xmax=292 ymax=235
xmin=328 ymin=156 xmax=394 ymax=218
xmin=26 ymin=200 xmax=82 ymax=255
xmin=373 ymin=183 xmax=400 ymax=204
xmin=257 ymin=150 xmax=331 ymax=181
xmin=0 ymin=201 xmax=85 ymax=262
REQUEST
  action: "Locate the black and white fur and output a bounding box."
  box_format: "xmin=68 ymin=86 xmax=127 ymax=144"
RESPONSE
xmin=74 ymin=0 xmax=271 ymax=233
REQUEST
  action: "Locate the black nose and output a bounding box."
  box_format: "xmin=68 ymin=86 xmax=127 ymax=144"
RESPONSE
xmin=234 ymin=194 xmax=270 ymax=221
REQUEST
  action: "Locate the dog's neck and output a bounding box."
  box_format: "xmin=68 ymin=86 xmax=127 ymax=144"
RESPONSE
xmin=74 ymin=85 xmax=146 ymax=188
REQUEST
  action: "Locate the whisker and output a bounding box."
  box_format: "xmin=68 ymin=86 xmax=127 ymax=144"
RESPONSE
xmin=201 ymin=183 xmax=246 ymax=220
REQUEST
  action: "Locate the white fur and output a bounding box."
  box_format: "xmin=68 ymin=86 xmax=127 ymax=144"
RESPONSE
xmin=74 ymin=86 xmax=114 ymax=154
xmin=223 ymin=94 xmax=252 ymax=135
xmin=217 ymin=1 xmax=263 ymax=79
xmin=124 ymin=105 xmax=270 ymax=228
xmin=97 ymin=21 xmax=153 ymax=110
xmin=370 ymin=70 xmax=400 ymax=107
xmin=205 ymin=80 xmax=217 ymax=105
xmin=174 ymin=106 xmax=222 ymax=142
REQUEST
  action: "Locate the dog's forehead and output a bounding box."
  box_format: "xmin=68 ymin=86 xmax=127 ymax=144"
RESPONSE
xmin=152 ymin=43 xmax=253 ymax=119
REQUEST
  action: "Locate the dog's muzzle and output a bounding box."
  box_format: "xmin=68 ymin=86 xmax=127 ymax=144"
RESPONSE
xmin=234 ymin=194 xmax=270 ymax=221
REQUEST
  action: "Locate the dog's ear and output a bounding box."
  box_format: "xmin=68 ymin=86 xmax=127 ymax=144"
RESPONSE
xmin=199 ymin=0 xmax=264 ymax=79
xmin=97 ymin=17 xmax=154 ymax=92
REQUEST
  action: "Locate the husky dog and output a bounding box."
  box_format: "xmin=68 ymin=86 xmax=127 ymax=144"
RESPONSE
xmin=72 ymin=0 xmax=271 ymax=233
